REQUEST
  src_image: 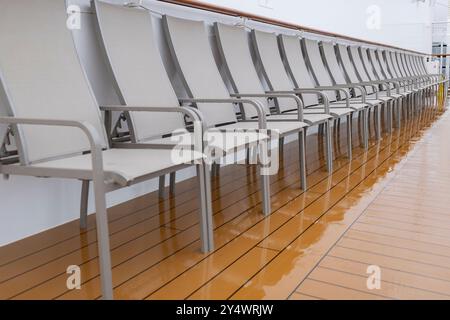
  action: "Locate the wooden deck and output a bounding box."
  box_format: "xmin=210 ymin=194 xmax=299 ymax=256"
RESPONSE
xmin=0 ymin=107 xmax=449 ymax=300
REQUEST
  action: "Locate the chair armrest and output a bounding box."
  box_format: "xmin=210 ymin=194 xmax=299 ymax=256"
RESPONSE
xmin=311 ymin=86 xmax=353 ymax=107
xmin=0 ymin=117 xmax=105 ymax=177
xmin=100 ymin=105 xmax=206 ymax=151
xmin=321 ymin=84 xmax=368 ymax=103
xmin=273 ymin=89 xmax=331 ymax=114
xmin=229 ymin=92 xmax=304 ymax=122
xmin=178 ymin=97 xmax=267 ymax=129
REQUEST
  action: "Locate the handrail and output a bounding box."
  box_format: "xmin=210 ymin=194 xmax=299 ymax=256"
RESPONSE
xmin=159 ymin=0 xmax=428 ymax=56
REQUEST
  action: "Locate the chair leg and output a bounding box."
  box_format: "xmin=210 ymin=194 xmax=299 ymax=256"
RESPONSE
xmin=259 ymin=139 xmax=272 ymax=216
xmin=346 ymin=113 xmax=353 ymax=160
xmin=298 ymin=130 xmax=307 ymax=191
xmin=213 ymin=163 xmax=221 ymax=176
xmin=325 ymin=120 xmax=333 ymax=173
xmin=80 ymin=180 xmax=89 ymax=230
xmin=169 ymin=172 xmax=176 ymax=195
xmin=92 ymin=177 xmax=113 ymax=300
xmin=158 ymin=175 xmax=165 ymax=198
xmin=362 ymin=108 xmax=369 ymax=150
xmin=375 ymin=105 xmax=382 ymax=141
xmin=197 ymin=163 xmax=214 ymax=253
xmin=279 ymin=137 xmax=285 ymax=155
xmin=387 ymin=101 xmax=393 ymax=133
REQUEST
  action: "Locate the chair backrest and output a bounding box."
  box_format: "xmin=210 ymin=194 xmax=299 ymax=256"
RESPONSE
xmin=250 ymin=29 xmax=298 ymax=112
xmin=414 ymin=55 xmax=425 ymax=76
xmin=417 ymin=56 xmax=427 ymax=75
xmin=376 ymin=49 xmax=393 ymax=79
xmin=213 ymin=22 xmax=271 ymax=118
xmin=320 ymin=42 xmax=351 ymax=96
xmin=368 ymin=49 xmax=384 ymax=79
xmin=395 ymin=52 xmax=407 ymax=78
xmin=390 ymin=51 xmax=404 ymax=78
xmin=385 ymin=51 xmax=400 ymax=78
xmin=369 ymin=49 xmax=394 ymax=89
xmin=278 ymin=35 xmax=319 ymax=107
xmin=407 ymin=55 xmax=420 ymax=76
xmin=347 ymin=46 xmax=374 ymax=94
xmin=162 ymin=16 xmax=237 ymax=126
xmin=336 ymin=44 xmax=360 ymax=84
xmin=94 ymin=1 xmax=185 ymax=141
xmin=400 ymin=53 xmax=413 ymax=77
xmin=359 ymin=47 xmax=377 ymax=81
xmin=320 ymin=42 xmax=350 ymax=98
xmin=348 ymin=46 xmax=369 ymax=82
xmin=0 ymin=0 xmax=107 ymax=164
xmin=302 ymin=38 xmax=337 ymax=101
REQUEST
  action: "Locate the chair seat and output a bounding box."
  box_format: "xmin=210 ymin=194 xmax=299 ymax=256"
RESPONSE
xmin=368 ymin=94 xmax=392 ymax=102
xmin=378 ymin=91 xmax=404 ymax=99
xmin=352 ymin=96 xmax=385 ymax=105
xmin=304 ymin=106 xmax=354 ymax=117
xmin=331 ymin=102 xmax=368 ymax=110
xmin=145 ymin=130 xmax=266 ymax=154
xmin=30 ymin=148 xmax=203 ymax=187
xmin=269 ymin=112 xmax=332 ymax=125
xmin=224 ymin=120 xmax=307 ymax=136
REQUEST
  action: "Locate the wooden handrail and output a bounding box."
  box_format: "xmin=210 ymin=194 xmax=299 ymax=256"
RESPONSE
xmin=159 ymin=0 xmax=428 ymax=56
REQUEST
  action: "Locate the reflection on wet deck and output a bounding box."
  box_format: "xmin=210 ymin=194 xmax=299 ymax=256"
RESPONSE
xmin=0 ymin=108 xmax=448 ymax=300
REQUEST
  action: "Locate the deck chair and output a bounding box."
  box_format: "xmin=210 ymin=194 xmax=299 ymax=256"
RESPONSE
xmin=385 ymin=51 xmax=416 ymax=92
xmin=390 ymin=51 xmax=424 ymax=115
xmin=162 ymin=16 xmax=309 ymax=190
xmin=294 ymin=38 xmax=366 ymax=156
xmin=409 ymin=54 xmax=447 ymax=103
xmin=367 ymin=48 xmax=407 ymax=128
xmin=0 ymin=0 xmax=214 ymax=300
xmin=347 ymin=46 xmax=395 ymax=136
xmin=93 ymin=2 xmax=275 ymax=215
xmin=359 ymin=47 xmax=404 ymax=130
xmin=398 ymin=52 xmax=435 ymax=113
xmin=320 ymin=41 xmax=381 ymax=147
xmin=301 ymin=40 xmax=368 ymax=111
xmin=376 ymin=49 xmax=415 ymax=98
xmin=251 ymin=31 xmax=357 ymax=160
xmin=413 ymin=55 xmax=446 ymax=88
xmin=334 ymin=44 xmax=388 ymax=141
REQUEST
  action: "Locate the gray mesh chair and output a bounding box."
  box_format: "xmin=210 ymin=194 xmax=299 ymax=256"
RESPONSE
xmin=367 ymin=48 xmax=407 ymax=128
xmin=210 ymin=23 xmax=336 ymax=172
xmin=359 ymin=47 xmax=403 ymax=130
xmin=162 ymin=16 xmax=309 ymax=189
xmin=0 ymin=0 xmax=214 ymax=300
xmin=321 ymin=42 xmax=382 ymax=145
xmin=251 ymin=31 xmax=357 ymax=160
xmin=94 ymin=1 xmax=277 ymax=215
xmin=335 ymin=44 xmax=388 ymax=140
xmin=397 ymin=52 xmax=434 ymax=113
xmin=347 ymin=46 xmax=395 ymax=124
xmin=302 ymin=40 xmax=367 ymax=109
xmin=376 ymin=49 xmax=415 ymax=98
xmin=408 ymin=54 xmax=447 ymax=100
xmin=391 ymin=51 xmax=426 ymax=115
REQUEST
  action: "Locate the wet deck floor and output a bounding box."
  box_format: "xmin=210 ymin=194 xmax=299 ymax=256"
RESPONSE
xmin=0 ymin=107 xmax=448 ymax=300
